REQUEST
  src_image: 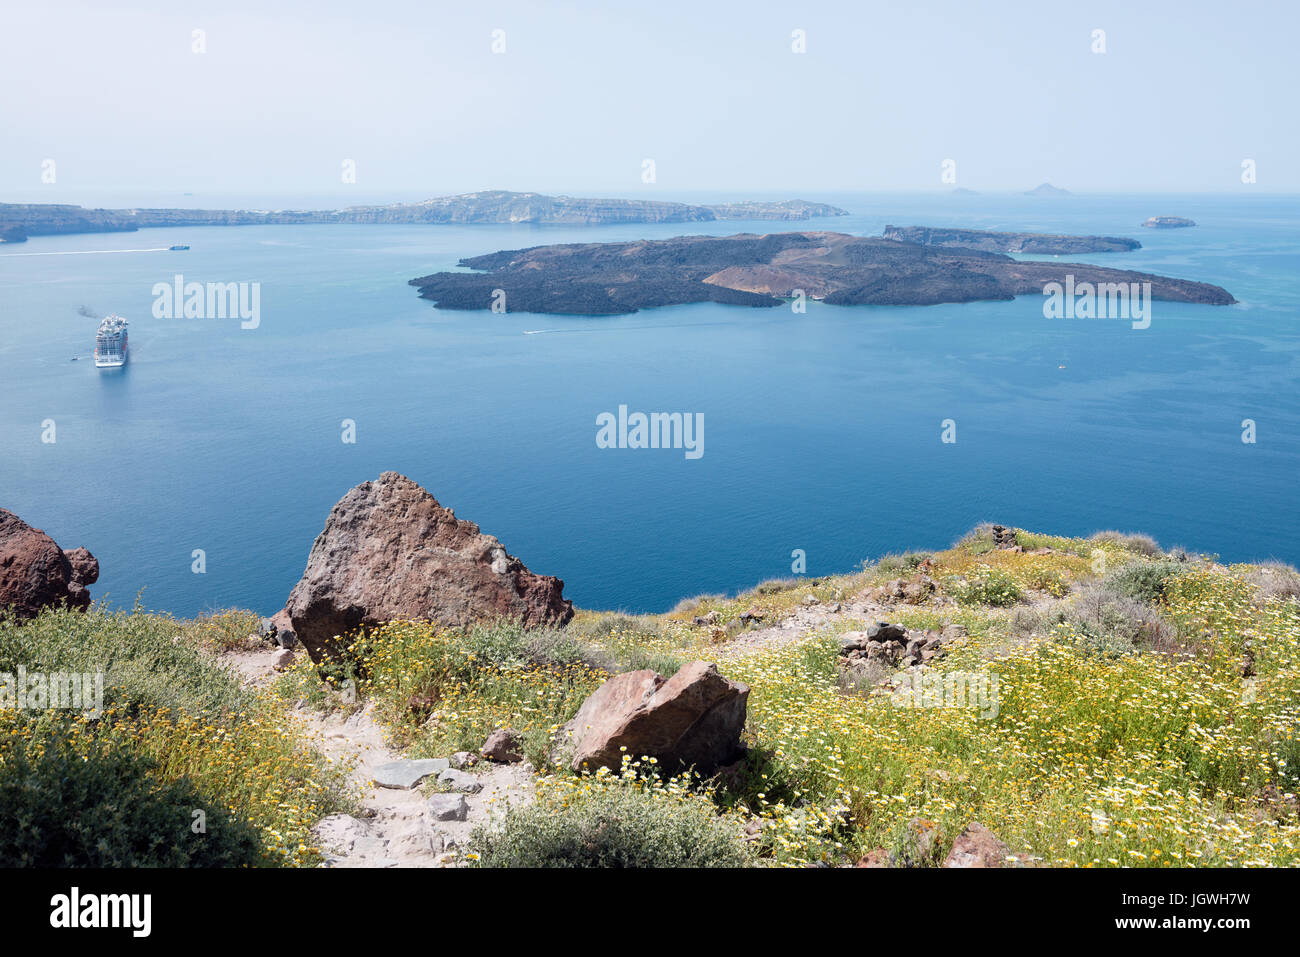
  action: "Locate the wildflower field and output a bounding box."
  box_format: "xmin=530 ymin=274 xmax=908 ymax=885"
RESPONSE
xmin=3 ymin=527 xmax=1298 ymax=867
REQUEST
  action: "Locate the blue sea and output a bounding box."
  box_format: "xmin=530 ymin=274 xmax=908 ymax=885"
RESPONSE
xmin=2 ymin=191 xmax=1297 ymax=618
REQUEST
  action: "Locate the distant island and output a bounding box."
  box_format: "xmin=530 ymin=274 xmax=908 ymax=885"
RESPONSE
xmin=0 ymin=191 xmax=848 ymax=242
xmin=1142 ymin=216 xmax=1197 ymax=228
xmin=1025 ymin=183 xmax=1071 ymax=197
xmin=409 ymin=230 xmax=1235 ymax=315
xmin=882 ymin=225 xmax=1140 ymax=254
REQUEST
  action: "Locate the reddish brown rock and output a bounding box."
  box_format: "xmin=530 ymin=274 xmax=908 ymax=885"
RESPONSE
xmin=0 ymin=509 xmax=98 ymax=620
xmin=285 ymin=473 xmax=573 ymax=661
xmin=480 ymin=728 xmax=524 ymax=763
xmin=855 ymin=848 xmax=890 ymax=868
xmin=563 ymin=661 xmax=749 ymax=775
xmin=943 ymin=822 xmax=1010 ymax=868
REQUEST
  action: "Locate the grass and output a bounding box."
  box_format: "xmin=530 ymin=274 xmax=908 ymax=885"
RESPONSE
xmin=0 ymin=605 xmax=350 ymax=866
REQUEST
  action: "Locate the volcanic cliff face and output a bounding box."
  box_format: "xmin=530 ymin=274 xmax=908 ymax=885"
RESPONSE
xmin=408 ymin=230 xmax=1237 ymax=315
xmin=0 ymin=509 xmax=99 ymax=619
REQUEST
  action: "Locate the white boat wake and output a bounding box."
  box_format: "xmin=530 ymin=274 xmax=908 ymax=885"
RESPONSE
xmin=0 ymin=247 xmax=171 ymax=257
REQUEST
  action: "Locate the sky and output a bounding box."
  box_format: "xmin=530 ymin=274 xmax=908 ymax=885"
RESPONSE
xmin=1 ymin=0 xmax=1296 ymax=201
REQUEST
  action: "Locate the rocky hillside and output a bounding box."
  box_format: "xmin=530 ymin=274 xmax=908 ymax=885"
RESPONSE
xmin=0 ymin=192 xmax=847 ymax=241
xmin=3 ymin=477 xmax=1298 ymax=869
xmin=410 ymin=230 xmax=1236 ymax=314
xmin=882 ymin=225 xmax=1141 ymax=254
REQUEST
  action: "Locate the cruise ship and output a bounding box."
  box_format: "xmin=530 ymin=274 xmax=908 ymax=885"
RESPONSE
xmin=94 ymin=315 xmax=129 ymax=369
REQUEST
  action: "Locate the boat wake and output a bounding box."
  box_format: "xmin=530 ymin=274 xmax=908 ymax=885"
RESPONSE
xmin=0 ymin=247 xmax=171 ymax=258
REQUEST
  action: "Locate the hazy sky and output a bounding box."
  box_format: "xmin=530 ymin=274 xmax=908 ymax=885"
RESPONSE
xmin=2 ymin=0 xmax=1296 ymax=199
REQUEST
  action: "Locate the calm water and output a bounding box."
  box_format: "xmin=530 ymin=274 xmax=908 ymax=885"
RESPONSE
xmin=1 ymin=192 xmax=1297 ymax=617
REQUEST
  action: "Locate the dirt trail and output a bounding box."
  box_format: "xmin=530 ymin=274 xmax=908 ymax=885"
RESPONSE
xmin=714 ymin=596 xmax=893 ymax=659
xmin=225 ymin=645 xmax=536 ymax=867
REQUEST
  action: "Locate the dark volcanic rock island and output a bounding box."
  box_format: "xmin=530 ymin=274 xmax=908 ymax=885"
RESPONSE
xmin=883 ymin=225 xmax=1140 ymax=254
xmin=408 ymin=231 xmax=1236 ymax=315
xmin=0 ymin=191 xmax=846 ymax=242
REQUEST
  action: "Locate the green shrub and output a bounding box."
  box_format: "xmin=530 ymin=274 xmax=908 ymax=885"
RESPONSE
xmin=468 ymin=782 xmax=753 ymax=868
xmin=184 ymin=608 xmax=262 ymax=652
xmin=874 ymin=552 xmax=933 ymax=575
xmin=1060 ymin=586 xmax=1177 ymax=656
xmin=955 ymin=523 xmax=996 ymax=556
xmin=0 ymin=714 xmax=264 ymax=867
xmin=1089 ymin=530 xmax=1162 ymax=557
xmin=0 ymin=605 xmax=259 ymax=716
xmin=1244 ymin=561 xmax=1300 ymax=603
xmin=1024 ymin=567 xmax=1071 ymax=598
xmin=754 ymin=578 xmax=801 ymax=595
xmin=1102 ymin=561 xmax=1185 ymax=604
xmin=948 ymin=567 xmax=1022 ymax=607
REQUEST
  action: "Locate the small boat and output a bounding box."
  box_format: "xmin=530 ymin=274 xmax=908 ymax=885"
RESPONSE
xmin=169 ymin=243 xmax=190 ymax=251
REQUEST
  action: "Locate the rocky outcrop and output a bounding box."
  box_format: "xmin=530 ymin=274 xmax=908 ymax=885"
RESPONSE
xmin=1025 ymin=182 xmax=1071 ymax=196
xmin=883 ymin=225 xmax=1140 ymax=254
xmin=943 ymin=822 xmax=1009 ymax=867
xmin=0 ymin=509 xmax=98 ymax=619
xmin=410 ymin=230 xmax=1236 ymax=316
xmin=285 ymin=473 xmax=573 ymax=662
xmin=838 ymin=621 xmax=948 ymax=688
xmin=562 ymin=661 xmax=748 ymax=775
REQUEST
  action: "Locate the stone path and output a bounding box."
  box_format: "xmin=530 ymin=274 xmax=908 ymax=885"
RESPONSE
xmin=223 ymin=644 xmax=536 ymax=868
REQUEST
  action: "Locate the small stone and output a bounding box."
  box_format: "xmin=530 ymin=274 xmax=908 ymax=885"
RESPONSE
xmin=866 ymin=622 xmax=908 ymax=643
xmin=449 ymin=751 xmax=478 ymax=769
xmin=838 ymin=633 xmax=868 ymax=654
xmin=480 ymin=728 xmax=524 ymax=763
xmin=437 ymin=768 xmax=484 ymax=793
xmin=371 ymin=758 xmax=450 ymax=789
xmin=801 ymin=594 xmax=820 ymax=606
xmin=855 ymin=848 xmax=890 ymax=868
xmin=272 ymin=648 xmax=295 ymax=670
xmin=942 ymin=623 xmax=969 ymax=640
xmin=427 ymin=793 xmax=469 ymax=822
